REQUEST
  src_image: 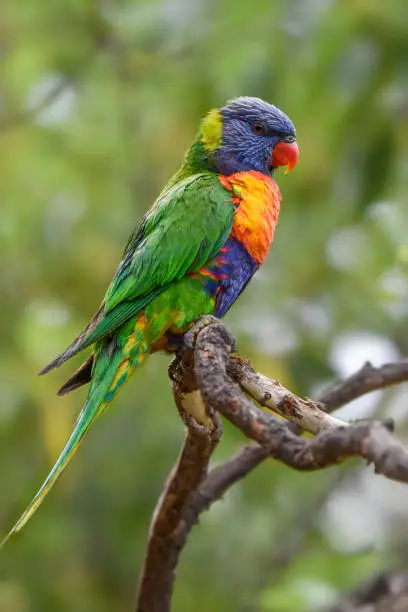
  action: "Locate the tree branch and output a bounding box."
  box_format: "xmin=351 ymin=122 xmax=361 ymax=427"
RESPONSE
xmin=227 ymin=356 xmax=346 ymax=433
xmin=319 ymin=359 xmax=408 ymax=412
xmin=135 ymin=319 xmax=408 ymax=612
xmin=194 ymin=323 xmax=408 ymax=479
xmin=135 ymin=347 xmax=221 ymax=612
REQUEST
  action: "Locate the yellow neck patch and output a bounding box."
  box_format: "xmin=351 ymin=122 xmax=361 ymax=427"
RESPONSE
xmin=200 ymin=108 xmax=222 ymax=154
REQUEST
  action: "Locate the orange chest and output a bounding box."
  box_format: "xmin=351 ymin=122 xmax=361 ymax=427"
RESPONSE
xmin=219 ymin=171 xmax=282 ymax=264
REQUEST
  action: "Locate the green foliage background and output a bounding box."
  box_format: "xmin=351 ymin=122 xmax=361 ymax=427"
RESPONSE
xmin=1 ymin=0 xmax=408 ymax=610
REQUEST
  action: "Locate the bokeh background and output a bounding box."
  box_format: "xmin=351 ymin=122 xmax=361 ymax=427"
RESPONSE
xmin=1 ymin=0 xmax=408 ymax=610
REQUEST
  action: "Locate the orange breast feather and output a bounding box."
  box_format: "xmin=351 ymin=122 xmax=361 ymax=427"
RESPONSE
xmin=219 ymin=171 xmax=281 ymax=264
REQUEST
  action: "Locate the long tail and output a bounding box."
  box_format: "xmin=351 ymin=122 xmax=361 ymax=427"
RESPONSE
xmin=1 ymin=326 xmax=147 ymax=547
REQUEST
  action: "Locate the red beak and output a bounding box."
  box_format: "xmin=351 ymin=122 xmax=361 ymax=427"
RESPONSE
xmin=271 ymin=140 xmax=299 ymax=174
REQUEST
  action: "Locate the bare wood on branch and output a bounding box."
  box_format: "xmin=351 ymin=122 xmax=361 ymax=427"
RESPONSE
xmin=227 ymin=356 xmax=347 ymax=433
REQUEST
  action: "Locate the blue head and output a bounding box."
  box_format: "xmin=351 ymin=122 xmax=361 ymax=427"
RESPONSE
xmin=199 ymin=96 xmax=298 ymax=177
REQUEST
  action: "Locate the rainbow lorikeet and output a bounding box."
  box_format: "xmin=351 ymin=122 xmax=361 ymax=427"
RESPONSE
xmin=4 ymin=96 xmax=298 ymax=541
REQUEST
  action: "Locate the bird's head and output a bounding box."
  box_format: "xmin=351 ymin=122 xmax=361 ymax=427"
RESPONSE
xmin=194 ymin=96 xmax=298 ymax=177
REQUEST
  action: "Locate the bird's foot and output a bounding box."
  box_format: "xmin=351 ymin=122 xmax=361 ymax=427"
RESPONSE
xmin=183 ymin=315 xmax=221 ymax=351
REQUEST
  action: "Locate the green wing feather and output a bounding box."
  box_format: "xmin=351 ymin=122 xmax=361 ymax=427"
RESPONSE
xmin=103 ymin=173 xmax=234 ymax=310
xmin=40 ymin=172 xmax=234 ymax=371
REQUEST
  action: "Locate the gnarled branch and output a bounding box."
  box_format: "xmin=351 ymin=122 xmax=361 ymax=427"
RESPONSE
xmin=135 ymin=350 xmax=221 ymax=612
xmin=135 ymin=319 xmax=408 ymax=612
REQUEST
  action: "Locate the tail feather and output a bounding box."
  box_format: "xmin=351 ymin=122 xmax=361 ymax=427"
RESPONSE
xmin=2 ymin=395 xmax=103 ymax=544
xmin=40 ymin=297 xmax=154 ymax=376
xmin=39 ymin=309 xmax=104 ymax=375
xmin=1 ymin=345 xmax=146 ymax=548
xmin=57 ymin=355 xmax=94 ymax=396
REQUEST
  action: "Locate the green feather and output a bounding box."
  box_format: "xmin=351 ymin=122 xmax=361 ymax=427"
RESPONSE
xmin=41 ymin=172 xmax=234 ymax=373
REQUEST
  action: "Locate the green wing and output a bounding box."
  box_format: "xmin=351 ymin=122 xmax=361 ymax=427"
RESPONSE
xmin=41 ymin=173 xmax=234 ymax=373
xmin=103 ymin=174 xmax=233 ymax=310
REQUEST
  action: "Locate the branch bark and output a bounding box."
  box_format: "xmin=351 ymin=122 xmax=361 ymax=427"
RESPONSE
xmin=135 ymin=350 xmax=221 ymax=612
xmin=194 ymin=323 xmax=408 ymax=479
xmin=135 ymin=319 xmax=408 ymax=612
xmin=227 ymin=356 xmax=346 ymax=433
xmin=319 ymin=359 xmax=408 ymax=411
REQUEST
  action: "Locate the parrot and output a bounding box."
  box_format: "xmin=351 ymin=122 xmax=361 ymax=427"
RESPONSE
xmin=2 ymin=96 xmax=298 ymax=543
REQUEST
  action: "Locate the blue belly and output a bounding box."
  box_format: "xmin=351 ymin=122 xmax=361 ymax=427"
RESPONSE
xmin=204 ymin=237 xmax=258 ymax=318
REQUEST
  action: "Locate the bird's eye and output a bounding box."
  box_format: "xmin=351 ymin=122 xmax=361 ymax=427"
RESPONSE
xmin=251 ymin=121 xmax=266 ymax=136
